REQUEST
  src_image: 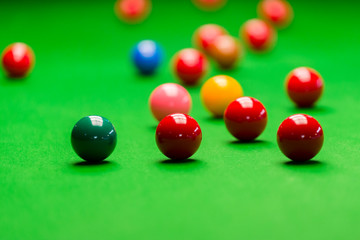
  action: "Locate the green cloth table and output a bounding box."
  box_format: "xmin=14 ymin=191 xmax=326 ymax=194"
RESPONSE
xmin=1 ymin=0 xmax=360 ymax=239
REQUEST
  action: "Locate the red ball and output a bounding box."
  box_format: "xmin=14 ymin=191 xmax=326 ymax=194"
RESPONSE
xmin=156 ymin=113 xmax=202 ymax=160
xmin=193 ymin=24 xmax=228 ymax=53
xmin=1 ymin=42 xmax=35 ymax=78
xmin=224 ymin=97 xmax=267 ymax=141
xmin=258 ymin=0 xmax=294 ymax=28
xmin=114 ymin=0 xmax=151 ymax=24
xmin=240 ymin=19 xmax=277 ymax=51
xmin=286 ymin=67 xmax=324 ymax=107
xmin=173 ymin=48 xmax=208 ymax=85
xmin=277 ymin=114 xmax=324 ymax=161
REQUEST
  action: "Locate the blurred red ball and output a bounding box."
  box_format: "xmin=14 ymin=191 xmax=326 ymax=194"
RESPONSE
xmin=240 ymin=18 xmax=277 ymax=52
xmin=1 ymin=42 xmax=35 ymax=78
xmin=173 ymin=48 xmax=208 ymax=86
xmin=114 ymin=0 xmax=151 ymax=24
xmin=285 ymin=67 xmax=324 ymax=107
xmin=258 ymin=0 xmax=294 ymax=28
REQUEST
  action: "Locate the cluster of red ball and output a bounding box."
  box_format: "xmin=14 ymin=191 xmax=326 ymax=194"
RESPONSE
xmin=152 ymin=1 xmax=324 ymax=163
xmin=171 ymin=0 xmax=295 ymax=86
xmin=156 ymin=102 xmax=324 ymax=162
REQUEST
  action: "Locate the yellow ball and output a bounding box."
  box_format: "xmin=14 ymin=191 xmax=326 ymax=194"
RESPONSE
xmin=200 ymin=75 xmax=243 ymax=117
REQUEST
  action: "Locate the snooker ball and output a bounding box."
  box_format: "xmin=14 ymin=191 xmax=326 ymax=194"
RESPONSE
xmin=224 ymin=97 xmax=267 ymax=141
xmin=1 ymin=42 xmax=35 ymax=78
xmin=240 ymin=18 xmax=277 ymax=52
xmin=257 ymin=0 xmax=294 ymax=28
xmin=132 ymin=40 xmax=162 ymax=75
xmin=156 ymin=113 xmax=202 ymax=160
xmin=114 ymin=0 xmax=151 ymax=24
xmin=173 ymin=48 xmax=208 ymax=86
xmin=192 ymin=0 xmax=227 ymax=11
xmin=277 ymin=114 xmax=324 ymax=161
xmin=208 ymin=35 xmax=243 ymax=69
xmin=71 ymin=116 xmax=117 ymax=162
xmin=285 ymin=67 xmax=324 ymax=108
xmin=149 ymin=83 xmax=192 ymax=121
xmin=193 ymin=24 xmax=228 ymax=53
xmin=201 ymin=75 xmax=243 ymax=117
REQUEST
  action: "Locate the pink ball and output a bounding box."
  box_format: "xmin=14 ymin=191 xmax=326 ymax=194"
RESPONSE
xmin=149 ymin=83 xmax=192 ymax=121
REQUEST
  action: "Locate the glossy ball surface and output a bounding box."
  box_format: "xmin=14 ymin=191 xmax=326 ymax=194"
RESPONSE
xmin=258 ymin=0 xmax=294 ymax=28
xmin=1 ymin=42 xmax=35 ymax=78
xmin=156 ymin=114 xmax=202 ymax=160
xmin=240 ymin=19 xmax=277 ymax=51
xmin=149 ymin=83 xmax=192 ymax=121
xmin=208 ymin=35 xmax=243 ymax=69
xmin=192 ymin=0 xmax=227 ymax=11
xmin=114 ymin=0 xmax=151 ymax=24
xmin=193 ymin=24 xmax=228 ymax=53
xmin=173 ymin=48 xmax=208 ymax=85
xmin=71 ymin=116 xmax=117 ymax=162
xmin=224 ymin=97 xmax=267 ymax=141
xmin=201 ymin=75 xmax=243 ymax=117
xmin=286 ymin=67 xmax=324 ymax=108
xmin=132 ymin=40 xmax=162 ymax=75
xmin=277 ymin=114 xmax=324 ymax=161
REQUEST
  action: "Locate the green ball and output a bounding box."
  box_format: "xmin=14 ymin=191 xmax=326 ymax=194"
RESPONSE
xmin=71 ymin=116 xmax=117 ymax=162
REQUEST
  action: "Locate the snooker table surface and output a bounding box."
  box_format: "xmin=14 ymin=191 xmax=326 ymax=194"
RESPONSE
xmin=1 ymin=0 xmax=360 ymax=239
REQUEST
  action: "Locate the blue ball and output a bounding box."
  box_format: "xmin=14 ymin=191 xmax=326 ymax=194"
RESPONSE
xmin=132 ymin=40 xmax=162 ymax=75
